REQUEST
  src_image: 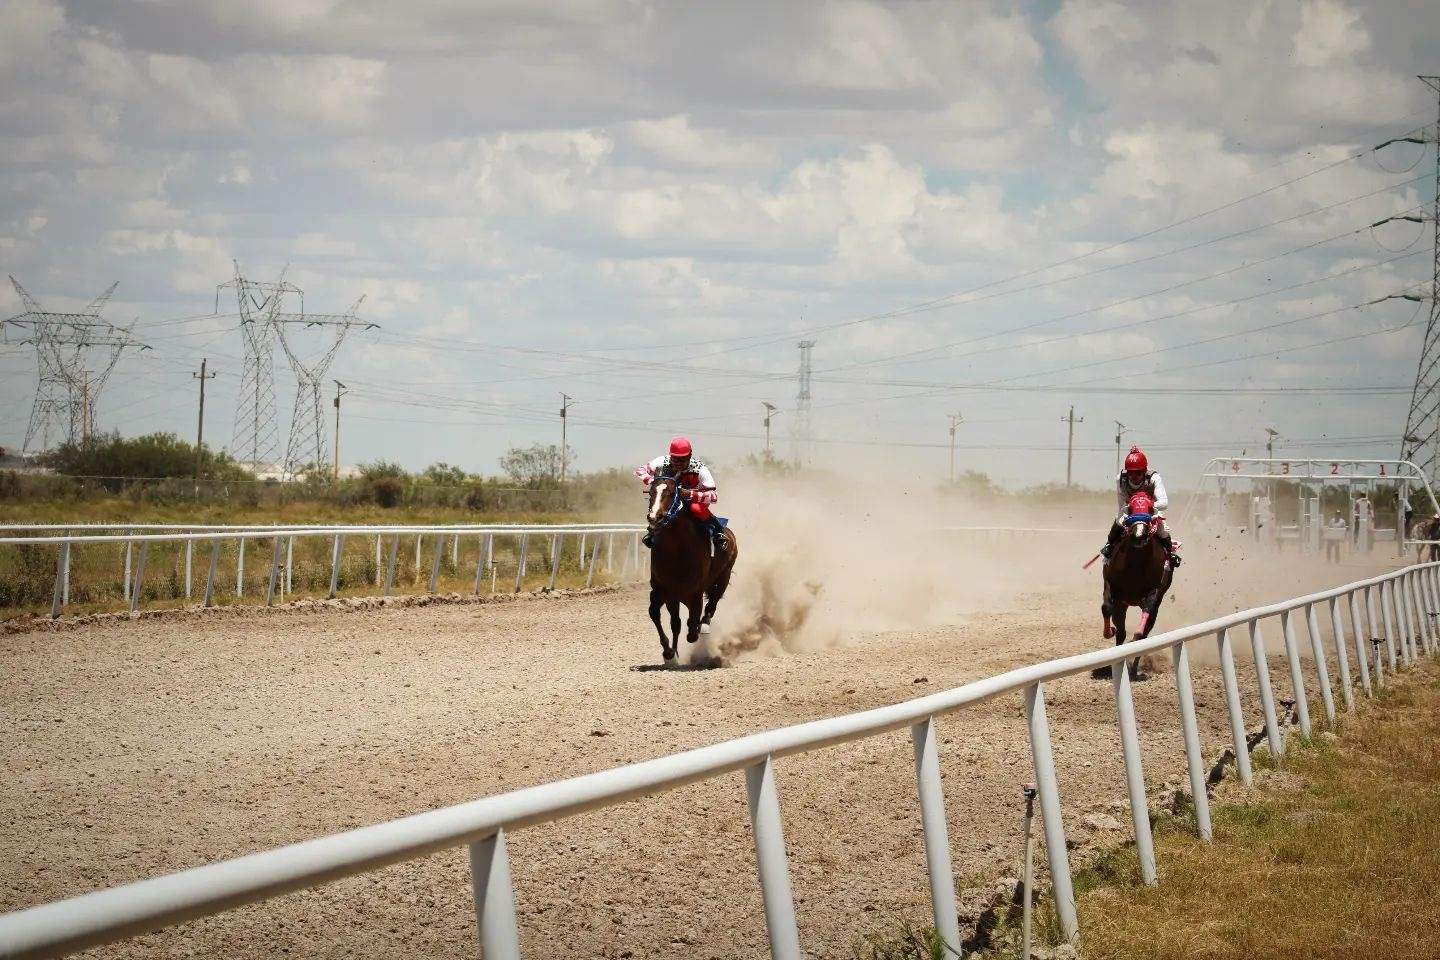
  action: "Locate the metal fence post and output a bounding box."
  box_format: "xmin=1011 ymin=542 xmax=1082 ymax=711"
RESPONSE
xmin=285 ymin=536 xmax=294 ymax=599
xmin=1406 ymin=572 xmax=1427 ymax=656
xmin=184 ymin=540 xmax=193 ymax=599
xmin=1302 ymin=603 xmax=1336 ymax=726
xmin=1380 ymin=581 xmax=1401 ymax=669
xmin=548 ymin=534 xmax=561 ymax=591
xmin=329 ymin=534 xmax=345 ymax=599
xmin=468 ymin=830 xmax=521 ymax=960
xmin=1415 ymin=570 xmax=1434 ymax=653
xmin=1327 ymin=597 xmax=1354 ymax=711
xmin=1280 ymin=610 xmax=1312 ymax=739
xmin=1215 ymin=628 xmax=1253 ymax=785
xmin=1024 ymin=682 xmax=1078 ymax=942
xmin=414 ymin=534 xmax=422 ymax=580
xmin=1112 ymin=659 xmax=1158 ymax=884
xmin=1394 ymin=575 xmax=1413 ymax=664
xmin=910 ymin=718 xmax=961 ymax=955
xmin=744 ymin=756 xmax=803 ymax=960
xmin=374 ymin=534 xmax=381 ymax=586
xmin=514 ymin=533 xmax=529 ymax=593
xmin=451 ymin=533 xmax=459 ymax=568
xmin=61 ymin=530 xmax=70 ymax=606
xmin=1172 ymin=641 xmax=1213 ymax=841
xmin=429 ymin=534 xmax=444 ymax=593
xmin=606 ymin=533 xmax=614 ymax=572
xmin=1423 ymin=567 xmax=1439 ymax=653
xmin=129 ymin=541 xmax=149 ymax=614
xmin=383 ymin=535 xmax=400 ymax=596
xmin=585 ymin=536 xmax=601 ymax=588
xmin=1249 ymin=618 xmax=1284 ymax=757
xmin=203 ymin=539 xmax=220 ymax=608
xmin=236 ymin=536 xmax=245 ymax=598
xmin=123 ymin=532 xmax=133 ymax=603
xmin=1351 ymin=590 xmax=1373 ymax=694
xmin=266 ymin=537 xmax=282 ymax=607
xmin=473 ymin=535 xmax=487 ymax=595
xmin=50 ymin=542 xmax=69 ymax=619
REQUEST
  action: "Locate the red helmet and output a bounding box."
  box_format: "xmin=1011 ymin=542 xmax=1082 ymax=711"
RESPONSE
xmin=1124 ymin=445 xmax=1148 ymax=474
xmin=669 ymin=436 xmax=693 ymax=458
xmin=1127 ymin=492 xmax=1155 ymax=516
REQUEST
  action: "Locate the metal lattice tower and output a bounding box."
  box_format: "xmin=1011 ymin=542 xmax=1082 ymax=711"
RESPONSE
xmin=218 ymin=263 xmax=373 ymax=479
xmin=1399 ymin=76 xmax=1440 ymax=477
xmin=2 ymin=277 xmax=145 ymax=453
xmin=219 ymin=263 xmax=287 ymax=473
xmin=793 ymin=339 xmax=815 ymax=465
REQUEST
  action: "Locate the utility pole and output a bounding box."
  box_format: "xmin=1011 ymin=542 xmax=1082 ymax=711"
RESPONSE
xmin=192 ymin=358 xmax=216 ymax=494
xmin=947 ymin=412 xmax=964 ymax=484
xmin=1062 ymin=405 xmax=1084 ymax=487
xmin=795 ymin=340 xmax=815 ymax=466
xmin=1395 ymin=76 xmax=1440 ymax=476
xmin=1265 ymin=426 xmax=1280 ymax=503
xmin=332 ymin=380 xmax=347 ymax=482
xmin=79 ymin=371 xmax=91 ymax=446
xmin=1114 ymin=421 xmax=1129 ymax=475
xmin=762 ymin=402 xmax=780 ymax=458
xmin=559 ymin=393 xmax=572 ymax=482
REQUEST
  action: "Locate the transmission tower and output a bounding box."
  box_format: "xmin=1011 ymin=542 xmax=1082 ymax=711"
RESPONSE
xmin=2 ymin=277 xmax=145 ymax=453
xmin=793 ymin=339 xmax=816 ymax=465
xmin=1398 ymin=76 xmax=1440 ymax=476
xmin=218 ymin=263 xmax=373 ymax=479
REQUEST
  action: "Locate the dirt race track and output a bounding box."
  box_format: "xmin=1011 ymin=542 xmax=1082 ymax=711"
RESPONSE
xmin=0 ymin=536 xmax=1406 ymax=959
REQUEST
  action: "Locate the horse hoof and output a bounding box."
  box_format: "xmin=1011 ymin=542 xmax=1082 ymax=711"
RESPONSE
xmin=1103 ymin=619 xmax=1114 ymax=640
xmin=700 ymin=622 xmax=711 ymax=635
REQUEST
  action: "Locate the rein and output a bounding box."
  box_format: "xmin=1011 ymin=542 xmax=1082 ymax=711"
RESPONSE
xmin=649 ymin=479 xmax=686 ymax=529
xmin=1124 ymin=513 xmax=1153 ymax=527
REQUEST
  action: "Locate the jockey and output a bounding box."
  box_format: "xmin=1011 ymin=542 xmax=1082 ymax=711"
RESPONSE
xmin=635 ymin=436 xmax=729 ymax=552
xmin=1101 ymin=445 xmax=1180 ymax=567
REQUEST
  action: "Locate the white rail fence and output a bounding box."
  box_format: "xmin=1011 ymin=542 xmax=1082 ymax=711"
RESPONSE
xmin=0 ymin=523 xmax=647 ymax=618
xmin=1 ymin=560 xmax=1435 ymax=959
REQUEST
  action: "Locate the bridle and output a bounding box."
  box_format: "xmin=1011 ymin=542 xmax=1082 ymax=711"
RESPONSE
xmin=647 ymin=476 xmax=685 ymax=533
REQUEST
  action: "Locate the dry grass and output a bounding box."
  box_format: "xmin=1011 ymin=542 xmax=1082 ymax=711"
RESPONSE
xmin=1071 ymin=663 xmax=1440 ymax=960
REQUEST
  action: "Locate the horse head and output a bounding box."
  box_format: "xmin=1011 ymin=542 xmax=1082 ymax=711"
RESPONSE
xmin=646 ymin=475 xmax=685 ymax=541
xmin=1123 ymin=492 xmax=1156 ymax=547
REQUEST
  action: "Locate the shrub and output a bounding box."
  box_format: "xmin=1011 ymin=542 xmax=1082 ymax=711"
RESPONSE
xmin=372 ymin=476 xmax=404 ymax=508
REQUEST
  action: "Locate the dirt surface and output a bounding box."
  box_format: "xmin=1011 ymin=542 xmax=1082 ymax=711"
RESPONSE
xmin=0 ymin=536 xmax=1405 ymax=959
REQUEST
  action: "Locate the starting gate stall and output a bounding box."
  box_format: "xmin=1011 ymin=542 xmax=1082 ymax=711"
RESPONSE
xmin=1185 ymin=458 xmax=1440 ymax=558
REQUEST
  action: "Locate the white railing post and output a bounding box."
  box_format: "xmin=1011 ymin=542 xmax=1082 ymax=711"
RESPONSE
xmin=122 ymin=532 xmax=133 ymax=603
xmin=1327 ymin=597 xmax=1354 ymax=711
xmin=468 ymin=830 xmax=521 ymax=960
xmin=374 ymin=534 xmax=381 ymax=586
xmin=745 ymin=756 xmax=803 ymax=960
xmin=1406 ymin=572 xmax=1427 ymax=656
xmin=50 ymin=542 xmax=69 ymax=619
xmin=184 ymin=540 xmax=193 ymax=599
xmin=236 ymin=536 xmax=246 ymax=598
xmin=1423 ymin=566 xmax=1439 ymax=653
xmin=383 ymin=535 xmax=400 ymax=596
xmin=1303 ymin=603 xmax=1336 ymax=726
xmin=429 ymin=535 xmax=444 ymax=593
xmin=203 ymin=540 xmax=220 ymax=608
xmin=1215 ymin=627 xmax=1253 ymax=785
xmin=1350 ymin=590 xmax=1373 ymax=694
xmin=1249 ymin=618 xmax=1284 ymax=757
xmin=473 ymin=536 xmax=487 ymax=595
xmin=1416 ymin=569 xmax=1433 ymax=653
xmin=1024 ymin=682 xmax=1077 ymax=942
xmin=129 ymin=542 xmax=149 ymax=614
xmin=514 ymin=534 xmax=529 ymax=593
xmin=1376 ymin=578 xmax=1399 ymax=667
xmin=1366 ymin=586 xmax=1386 ymax=687
xmin=61 ymin=531 xmax=70 ymax=606
xmin=910 ymin=717 xmax=961 ymax=955
xmin=266 ymin=537 xmax=283 ymax=607
xmin=1395 ymin=575 xmax=1414 ymax=664
xmin=548 ymin=534 xmax=561 ymax=592
xmin=585 ymin=536 xmax=600 ymax=589
xmin=285 ymin=536 xmax=294 ymax=599
xmin=1112 ymin=659 xmax=1158 ymax=883
xmin=329 ymin=534 xmax=345 ymax=599
xmin=1280 ymin=610 xmax=1312 ymax=739
xmin=1173 ymin=641 xmax=1213 ymax=840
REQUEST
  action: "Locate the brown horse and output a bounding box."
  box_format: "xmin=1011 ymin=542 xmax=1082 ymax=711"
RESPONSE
xmin=1101 ymin=512 xmax=1173 ymax=679
xmin=645 ymin=475 xmax=738 ymax=662
xmin=1411 ymin=515 xmax=1440 ymax=563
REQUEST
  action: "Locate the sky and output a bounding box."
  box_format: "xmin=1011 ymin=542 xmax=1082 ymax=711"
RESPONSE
xmin=1 ymin=0 xmax=1438 ymax=490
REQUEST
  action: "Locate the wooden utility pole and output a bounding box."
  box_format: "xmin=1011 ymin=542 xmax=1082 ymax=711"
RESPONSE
xmin=947 ymin=412 xmax=964 ymax=484
xmin=1114 ymin=421 xmax=1129 ymax=475
xmin=559 ymin=393 xmax=572 ymax=482
xmin=1062 ymin=405 xmax=1084 ymax=487
xmin=192 ymin=358 xmax=215 ymax=494
xmin=333 ymin=380 xmax=347 ymax=482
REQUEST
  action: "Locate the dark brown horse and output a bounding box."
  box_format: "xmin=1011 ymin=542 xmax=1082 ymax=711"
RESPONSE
xmin=1101 ymin=511 xmax=1173 ymax=678
xmin=645 ymin=475 xmax=738 ymax=662
xmin=1412 ymin=515 xmax=1440 ymax=563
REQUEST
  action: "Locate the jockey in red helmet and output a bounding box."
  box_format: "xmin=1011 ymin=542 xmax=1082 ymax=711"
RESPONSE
xmin=634 ymin=436 xmax=729 ymax=552
xmin=1101 ymin=446 xmax=1180 ymax=567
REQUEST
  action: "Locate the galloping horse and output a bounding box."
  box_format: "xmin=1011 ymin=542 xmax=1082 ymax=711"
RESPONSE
xmin=1101 ymin=493 xmax=1174 ymax=678
xmin=645 ymin=474 xmax=738 ymax=662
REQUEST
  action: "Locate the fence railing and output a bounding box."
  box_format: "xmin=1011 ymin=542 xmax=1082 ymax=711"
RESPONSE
xmin=0 ymin=523 xmax=647 ymax=618
xmin=1 ymin=557 xmax=1434 ymax=960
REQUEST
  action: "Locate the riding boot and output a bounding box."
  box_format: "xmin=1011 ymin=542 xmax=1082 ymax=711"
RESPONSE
xmin=642 ymin=533 xmax=654 ymax=549
xmin=704 ymin=518 xmax=729 ymax=555
xmin=1161 ymin=534 xmax=1181 ymax=567
xmin=1100 ymin=520 xmax=1122 ymax=562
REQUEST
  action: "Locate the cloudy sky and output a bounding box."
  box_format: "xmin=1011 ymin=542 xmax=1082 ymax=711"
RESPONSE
xmin=2 ymin=0 xmax=1438 ymax=489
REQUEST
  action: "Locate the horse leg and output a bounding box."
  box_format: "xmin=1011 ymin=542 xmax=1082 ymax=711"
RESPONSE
xmin=685 ymin=592 xmax=704 ymax=645
xmin=702 ymin=555 xmax=736 ymax=630
xmin=649 ymin=587 xmax=669 ymax=657
xmin=666 ymin=600 xmax=681 ymax=660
